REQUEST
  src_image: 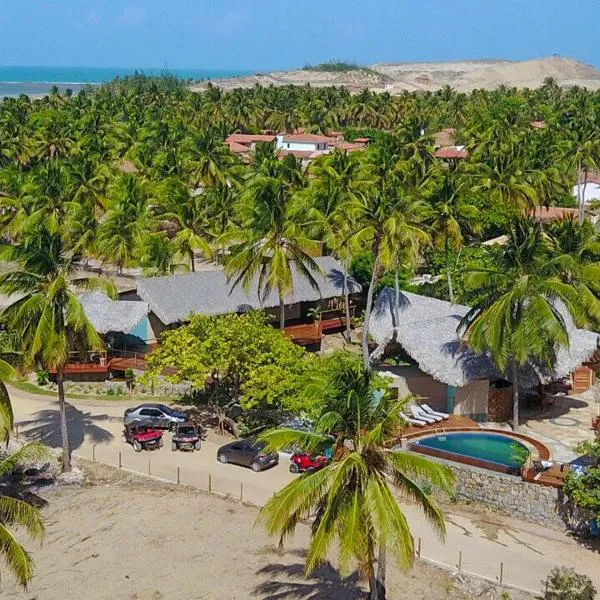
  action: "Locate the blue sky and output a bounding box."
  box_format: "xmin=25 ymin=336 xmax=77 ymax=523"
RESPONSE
xmin=1 ymin=0 xmax=598 ymax=70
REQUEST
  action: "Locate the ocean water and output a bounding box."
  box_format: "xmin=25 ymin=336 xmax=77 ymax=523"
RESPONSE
xmin=0 ymin=66 xmax=251 ymax=97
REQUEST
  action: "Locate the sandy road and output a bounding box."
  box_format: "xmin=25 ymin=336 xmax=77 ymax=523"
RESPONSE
xmin=10 ymin=386 xmax=600 ymax=594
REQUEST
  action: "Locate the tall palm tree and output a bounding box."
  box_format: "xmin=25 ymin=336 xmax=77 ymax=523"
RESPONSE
xmin=0 ymin=426 xmax=47 ymax=588
xmin=307 ymin=150 xmax=364 ymax=340
xmin=427 ymin=169 xmax=480 ymax=303
xmin=224 ymin=173 xmax=320 ymax=330
xmin=347 ymin=137 xmax=429 ymax=369
xmin=97 ymin=174 xmax=148 ymax=274
xmin=545 ymin=217 xmax=600 ymax=325
xmin=153 ymin=177 xmax=213 ymax=272
xmin=0 ymin=223 xmax=113 ymax=470
xmin=459 ymin=217 xmax=587 ymax=430
xmin=257 ymin=358 xmax=454 ymax=600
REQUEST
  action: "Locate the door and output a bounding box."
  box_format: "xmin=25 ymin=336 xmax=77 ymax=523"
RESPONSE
xmin=240 ymin=442 xmax=257 ymax=467
xmin=139 ymin=408 xmax=164 ymax=427
xmin=228 ymin=443 xmax=244 ymax=465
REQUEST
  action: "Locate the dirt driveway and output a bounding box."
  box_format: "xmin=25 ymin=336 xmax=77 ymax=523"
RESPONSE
xmin=9 ymin=387 xmax=600 ymax=594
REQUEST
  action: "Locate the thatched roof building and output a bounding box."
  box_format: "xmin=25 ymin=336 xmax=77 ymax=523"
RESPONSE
xmin=369 ymin=288 xmax=600 ymax=388
xmin=136 ymin=256 xmax=360 ymax=326
xmin=79 ymin=292 xmax=149 ymax=335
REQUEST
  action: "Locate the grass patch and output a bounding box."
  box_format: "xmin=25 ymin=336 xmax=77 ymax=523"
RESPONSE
xmin=8 ymin=380 xmax=176 ymax=404
xmin=302 ymin=60 xmax=381 ymax=77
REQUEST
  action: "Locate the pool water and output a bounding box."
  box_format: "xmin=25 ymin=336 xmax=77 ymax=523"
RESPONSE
xmin=412 ymin=432 xmax=527 ymax=469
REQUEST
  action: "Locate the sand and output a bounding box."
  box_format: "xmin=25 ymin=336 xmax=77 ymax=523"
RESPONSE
xmin=3 ymin=462 xmax=534 ymax=600
xmin=191 ymin=56 xmax=600 ymax=93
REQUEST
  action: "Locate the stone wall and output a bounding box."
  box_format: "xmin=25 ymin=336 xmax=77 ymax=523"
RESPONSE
xmin=444 ymin=462 xmax=563 ymax=527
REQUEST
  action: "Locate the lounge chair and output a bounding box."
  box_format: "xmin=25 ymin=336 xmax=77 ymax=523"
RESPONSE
xmin=409 ymin=405 xmax=438 ymax=424
xmin=420 ymin=403 xmax=449 ymax=420
xmin=400 ymin=411 xmax=427 ymax=427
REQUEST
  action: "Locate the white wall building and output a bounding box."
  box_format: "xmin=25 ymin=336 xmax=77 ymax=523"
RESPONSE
xmin=573 ymin=176 xmax=600 ymax=206
xmin=276 ymin=133 xmax=334 ymax=152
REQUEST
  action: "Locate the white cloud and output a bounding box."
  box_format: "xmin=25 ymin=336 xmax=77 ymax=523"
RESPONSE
xmin=116 ymin=6 xmax=147 ymax=27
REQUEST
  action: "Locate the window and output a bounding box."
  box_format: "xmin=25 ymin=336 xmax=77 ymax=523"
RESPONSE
xmin=139 ymin=409 xmax=152 ymax=416
xmin=231 ymin=443 xmax=243 ymax=451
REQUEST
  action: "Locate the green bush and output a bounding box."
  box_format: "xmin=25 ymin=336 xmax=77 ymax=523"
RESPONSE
xmin=543 ymin=567 xmax=596 ymax=600
xmin=106 ymin=388 xmax=115 ymax=396
xmin=36 ymin=369 xmax=49 ymax=386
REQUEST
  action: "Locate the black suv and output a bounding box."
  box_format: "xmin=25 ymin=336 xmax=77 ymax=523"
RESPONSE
xmin=216 ymin=438 xmax=279 ymax=472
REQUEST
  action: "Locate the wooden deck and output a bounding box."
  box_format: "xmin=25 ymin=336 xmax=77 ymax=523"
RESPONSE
xmin=284 ymin=315 xmax=353 ymax=346
xmin=403 ymin=415 xmax=480 ymax=437
xmin=50 ymin=351 xmax=149 ymax=375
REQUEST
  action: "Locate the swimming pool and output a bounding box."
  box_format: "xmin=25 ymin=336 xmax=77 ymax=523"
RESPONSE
xmin=411 ymin=431 xmax=529 ymax=472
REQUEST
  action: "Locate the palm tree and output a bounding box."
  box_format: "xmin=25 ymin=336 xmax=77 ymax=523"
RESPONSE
xmin=545 ymin=217 xmax=600 ymax=325
xmin=0 ymin=346 xmax=48 ymax=587
xmin=257 ymin=357 xmax=454 ymax=600
xmin=97 ymin=174 xmax=148 ymax=274
xmin=224 ymin=173 xmax=320 ymax=329
xmin=459 ymin=217 xmax=587 ymax=430
xmin=307 ymin=150 xmax=364 ymax=340
xmin=347 ymin=137 xmax=429 ymax=369
xmin=152 ymin=177 xmax=213 ymax=272
xmin=0 ymin=223 xmax=113 ymax=470
xmin=427 ymin=169 xmax=480 ymax=303
xmin=0 ymin=435 xmax=47 ymax=588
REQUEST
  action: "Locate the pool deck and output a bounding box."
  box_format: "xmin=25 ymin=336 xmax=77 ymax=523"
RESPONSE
xmin=403 ymin=415 xmax=480 ymax=437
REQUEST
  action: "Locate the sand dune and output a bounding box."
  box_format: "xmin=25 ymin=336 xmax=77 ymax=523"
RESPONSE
xmin=192 ymin=56 xmax=600 ymax=93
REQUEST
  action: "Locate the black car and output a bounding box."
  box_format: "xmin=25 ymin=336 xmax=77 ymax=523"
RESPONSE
xmin=123 ymin=403 xmax=187 ymax=429
xmin=216 ymin=438 xmax=279 ymax=472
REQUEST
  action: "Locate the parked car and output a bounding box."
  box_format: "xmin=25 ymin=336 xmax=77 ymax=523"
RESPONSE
xmin=216 ymin=438 xmax=279 ymax=472
xmin=123 ymin=403 xmax=187 ymax=429
xmin=289 ymin=452 xmax=330 ymax=473
xmin=122 ymin=422 xmax=163 ymax=452
xmin=171 ymin=422 xmax=202 ymax=451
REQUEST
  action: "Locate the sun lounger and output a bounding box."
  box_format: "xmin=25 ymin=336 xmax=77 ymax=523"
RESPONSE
xmin=420 ymin=403 xmax=449 ymax=420
xmin=400 ymin=411 xmax=427 ymax=426
xmin=410 ymin=405 xmax=438 ymax=424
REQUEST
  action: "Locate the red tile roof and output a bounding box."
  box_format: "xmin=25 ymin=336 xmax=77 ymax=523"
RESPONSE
xmin=532 ymin=206 xmax=578 ymax=221
xmin=278 ymin=149 xmax=316 ymax=159
xmin=584 ymin=173 xmax=600 ymax=185
xmin=227 ymin=141 xmax=251 ymax=154
xmin=225 ymin=133 xmax=276 ymax=145
xmin=335 ymin=142 xmax=367 ymax=152
xmin=442 ymin=128 xmax=457 ymax=134
xmin=435 ymin=146 xmax=468 ymax=159
xmin=353 ymin=137 xmax=371 ymax=143
xmin=531 ymin=120 xmax=546 ymax=129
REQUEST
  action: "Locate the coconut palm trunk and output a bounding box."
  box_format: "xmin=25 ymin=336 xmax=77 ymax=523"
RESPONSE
xmin=445 ymin=235 xmax=455 ymax=304
xmin=279 ymin=295 xmax=285 ymax=330
xmin=510 ymin=360 xmax=519 ymax=431
xmin=394 ymin=265 xmax=400 ymax=333
xmin=343 ymin=254 xmax=352 ymax=341
xmin=189 ymin=249 xmax=196 ymax=272
xmin=361 ymin=244 xmax=382 ymax=372
xmin=376 ymin=545 xmax=387 ymax=599
xmin=56 ymin=368 xmax=71 ymax=471
xmin=580 ymin=168 xmax=588 ymax=226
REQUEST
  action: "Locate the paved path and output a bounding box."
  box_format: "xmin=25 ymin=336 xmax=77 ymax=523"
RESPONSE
xmin=10 ymin=386 xmax=600 ymax=595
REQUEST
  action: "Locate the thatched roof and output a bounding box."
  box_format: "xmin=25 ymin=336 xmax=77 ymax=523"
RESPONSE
xmin=369 ymin=288 xmax=600 ymax=388
xmin=79 ymin=292 xmax=148 ymax=335
xmin=136 ymin=256 xmax=361 ymax=326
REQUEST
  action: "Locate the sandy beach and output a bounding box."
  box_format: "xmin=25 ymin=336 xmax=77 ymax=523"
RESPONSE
xmin=3 ymin=462 xmax=535 ymax=600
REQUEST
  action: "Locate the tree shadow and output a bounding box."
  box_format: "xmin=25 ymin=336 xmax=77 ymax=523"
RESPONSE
xmin=252 ymin=550 xmax=365 ymax=600
xmin=16 ymin=401 xmax=115 ymax=450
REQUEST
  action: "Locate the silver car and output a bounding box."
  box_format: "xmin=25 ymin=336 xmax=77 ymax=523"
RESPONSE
xmin=123 ymin=404 xmax=187 ymax=430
